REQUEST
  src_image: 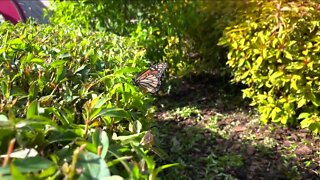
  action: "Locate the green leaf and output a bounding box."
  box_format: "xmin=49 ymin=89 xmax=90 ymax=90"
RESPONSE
xmin=297 ymin=98 xmax=306 ymax=108
xmin=12 ymin=156 xmax=54 ymax=173
xmin=92 ymin=129 xmax=100 ymax=148
xmin=30 ymin=58 xmax=45 ymax=66
xmin=9 ymin=38 xmax=23 ymax=45
xmin=45 ymin=107 xmax=70 ymax=125
xmin=238 ymin=58 xmax=247 ymax=67
xmin=106 ymin=153 xmax=132 ymax=169
xmin=130 ymin=120 xmax=142 ymax=133
xmin=256 ymin=56 xmax=263 ymax=67
xmin=47 ymin=128 xmax=82 ymax=143
xmin=131 ymin=165 xmax=140 ymax=180
xmin=240 ymin=70 xmax=250 ymax=80
xmin=112 ymin=133 xmax=140 ymax=145
xmin=27 ymin=100 xmax=38 ymax=119
xmin=0 ymin=165 xmax=10 ymax=175
xmin=10 ymin=164 xmax=25 ymax=180
xmin=269 ymin=71 xmax=283 ymax=83
xmin=38 ymin=165 xmax=57 ymax=179
xmin=0 ymin=127 xmax=15 ymax=145
xmin=309 ymin=123 xmax=320 ymax=134
xmin=28 ymin=83 xmax=38 ymax=101
xmin=100 ymin=131 xmax=109 ymax=159
xmin=262 ymin=49 xmax=267 ymax=59
xmin=307 ymin=92 xmax=320 ymax=106
xmin=1 ymin=80 xmax=9 ymax=98
xmin=290 ymin=75 xmax=301 ymax=90
xmin=91 ymin=96 xmax=108 ymax=109
xmin=260 ymin=106 xmax=271 ymax=124
xmin=152 ymin=163 xmax=179 ymax=178
xmin=78 ymin=152 xmax=110 ymax=179
xmin=91 ymin=108 xmax=130 ymax=121
xmin=55 ymin=66 xmax=65 ymax=83
xmin=49 ymin=60 xmax=66 ymax=68
xmin=131 ymin=144 xmax=156 ymax=173
xmin=74 ymin=65 xmax=87 ymax=74
xmin=280 ymin=115 xmax=289 ymax=124
xmin=80 ymin=142 xmax=97 ymax=153
xmin=270 ymin=107 xmax=281 ymax=120
xmin=298 ymin=112 xmax=310 ymax=119
xmin=284 ymin=50 xmax=293 ymax=60
xmin=92 ymin=129 xmax=109 ymax=159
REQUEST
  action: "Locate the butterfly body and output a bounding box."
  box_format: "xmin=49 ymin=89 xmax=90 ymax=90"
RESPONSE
xmin=133 ymin=63 xmax=167 ymax=93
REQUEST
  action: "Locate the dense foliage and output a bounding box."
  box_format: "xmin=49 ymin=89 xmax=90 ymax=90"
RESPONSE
xmin=219 ymin=1 xmax=320 ymax=133
xmin=47 ymin=0 xmax=188 ymax=76
xmin=0 ymin=21 xmax=177 ymax=179
xmin=47 ymin=0 xmax=240 ymax=76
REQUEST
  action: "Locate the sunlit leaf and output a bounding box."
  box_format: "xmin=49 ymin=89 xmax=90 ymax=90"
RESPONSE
xmin=298 ymin=112 xmax=311 ymax=119
xmin=78 ymin=152 xmax=110 ymax=179
xmin=30 ymin=58 xmax=45 ymax=66
xmin=27 ymin=100 xmax=38 ymax=119
xmin=10 ymin=164 xmax=25 ymax=180
xmin=297 ymin=98 xmax=307 ymax=108
xmin=91 ymin=108 xmax=130 ymax=121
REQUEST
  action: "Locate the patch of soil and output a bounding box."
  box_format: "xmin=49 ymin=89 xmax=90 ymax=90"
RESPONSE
xmin=154 ymin=74 xmax=320 ymax=179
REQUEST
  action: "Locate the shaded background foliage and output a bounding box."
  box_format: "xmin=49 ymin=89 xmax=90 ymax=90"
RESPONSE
xmin=47 ymin=0 xmax=245 ymax=76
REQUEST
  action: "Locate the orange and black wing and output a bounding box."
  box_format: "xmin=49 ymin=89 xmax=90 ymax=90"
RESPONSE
xmin=150 ymin=63 xmax=167 ymax=78
xmin=133 ymin=63 xmax=167 ymax=93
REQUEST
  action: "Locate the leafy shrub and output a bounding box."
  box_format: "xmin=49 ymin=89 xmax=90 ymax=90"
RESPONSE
xmin=219 ymin=0 xmax=320 ymax=132
xmin=0 ymin=21 xmax=176 ymax=178
xmin=47 ymin=0 xmax=242 ymax=78
xmin=46 ymin=0 xmax=188 ymax=74
xmin=180 ymin=1 xmax=248 ymax=75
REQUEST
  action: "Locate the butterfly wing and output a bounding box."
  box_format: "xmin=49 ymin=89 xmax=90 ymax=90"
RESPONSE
xmin=151 ymin=63 xmax=167 ymax=78
xmin=134 ymin=73 xmax=161 ymax=93
xmin=133 ymin=63 xmax=167 ymax=93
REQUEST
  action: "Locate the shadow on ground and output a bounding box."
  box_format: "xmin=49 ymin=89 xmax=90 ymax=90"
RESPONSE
xmin=158 ymin=73 xmax=250 ymax=113
xmin=153 ymin=74 xmax=319 ymax=179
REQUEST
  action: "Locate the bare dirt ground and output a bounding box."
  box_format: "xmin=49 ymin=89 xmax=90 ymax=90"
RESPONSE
xmin=154 ymin=74 xmax=320 ymax=179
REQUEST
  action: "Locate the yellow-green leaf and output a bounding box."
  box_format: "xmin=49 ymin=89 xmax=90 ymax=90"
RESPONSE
xmin=300 ymin=118 xmax=311 ymax=128
xmin=284 ymin=51 xmax=293 ymax=60
xmin=298 ymin=112 xmax=310 ymax=119
xmin=297 ymin=98 xmax=306 ymax=108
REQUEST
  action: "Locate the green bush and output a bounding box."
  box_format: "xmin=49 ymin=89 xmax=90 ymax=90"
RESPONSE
xmin=0 ymin=21 xmax=176 ymax=179
xmin=181 ymin=1 xmax=247 ymax=75
xmin=219 ymin=1 xmax=320 ymax=132
xmin=47 ymin=0 xmax=188 ymax=75
xmin=47 ymin=0 xmax=240 ymax=77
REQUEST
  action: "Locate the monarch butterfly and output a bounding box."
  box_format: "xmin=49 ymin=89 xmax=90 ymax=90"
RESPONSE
xmin=133 ymin=63 xmax=167 ymax=93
